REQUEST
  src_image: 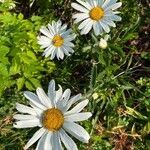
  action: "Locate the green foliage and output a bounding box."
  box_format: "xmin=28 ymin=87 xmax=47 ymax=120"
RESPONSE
xmin=0 ymin=11 xmax=55 ymax=94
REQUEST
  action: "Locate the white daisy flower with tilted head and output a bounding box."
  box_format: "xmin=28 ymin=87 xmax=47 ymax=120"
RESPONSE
xmin=13 ymin=80 xmax=92 ymax=150
xmin=38 ymin=20 xmax=76 ymax=60
xmin=71 ymin=0 xmax=122 ymax=35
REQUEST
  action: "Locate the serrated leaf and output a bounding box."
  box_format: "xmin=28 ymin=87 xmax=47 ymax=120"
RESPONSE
xmin=17 ymin=77 xmax=25 ymax=90
xmin=26 ymin=51 xmax=37 ymax=61
xmin=18 ymin=13 xmax=24 ymax=20
xmin=29 ymin=78 xmax=41 ymax=88
xmin=0 ymin=63 xmax=8 ymax=76
xmin=0 ymin=45 xmax=10 ymax=56
xmin=9 ymin=56 xmax=21 ymax=75
xmin=25 ymin=81 xmax=35 ymax=91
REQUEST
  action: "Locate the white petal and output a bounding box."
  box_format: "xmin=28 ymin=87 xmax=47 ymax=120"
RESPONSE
xmin=71 ymin=3 xmax=89 ymax=13
xmin=93 ymin=0 xmax=98 ymax=7
xmin=102 ymin=18 xmax=116 ymax=27
xmin=48 ymin=24 xmax=55 ymax=36
xmin=73 ymin=13 xmax=89 ymax=24
xmin=78 ymin=18 xmax=91 ymax=30
xmin=40 ymin=26 xmax=53 ymax=38
xmin=100 ymin=21 xmax=110 ymax=33
xmin=110 ymin=14 xmax=122 ymax=21
xmin=64 ymin=34 xmax=76 ymax=42
xmin=35 ymin=132 xmax=47 ymax=150
xmin=63 ymin=122 xmax=90 ymax=143
xmin=65 ymin=99 xmax=89 ymax=115
xmin=56 ymin=20 xmax=62 ymax=31
xmin=61 ymin=29 xmax=72 ymax=38
xmin=64 ymin=94 xmax=82 ymax=111
xmin=102 ymin=0 xmax=116 ymax=9
xmin=24 ymin=91 xmax=46 ymax=110
xmin=43 ymin=45 xmax=54 ymax=58
xmin=55 ymin=85 xmax=63 ymax=104
xmin=59 ymin=129 xmax=78 ymax=150
xmin=57 ymin=88 xmax=71 ymax=112
xmin=62 ymin=89 xmax=71 ymax=106
xmin=60 ymin=24 xmax=67 ymax=33
xmin=29 ymin=102 xmax=43 ymax=117
xmin=87 ymin=0 xmax=96 ymax=7
xmin=63 ymin=42 xmax=75 ymax=47
xmin=97 ymin=0 xmax=103 ymax=6
xmin=105 ymin=2 xmax=122 ymax=11
xmin=113 ymin=11 xmax=121 ymax=14
xmin=93 ymin=22 xmax=100 ymax=36
xmin=38 ymin=36 xmax=51 ymax=46
xmin=97 ymin=22 xmax=104 ymax=34
xmin=57 ymin=48 xmax=64 ymax=60
xmin=81 ymin=20 xmax=93 ymax=34
xmin=36 ymin=87 xmax=52 ymax=108
xmin=52 ymin=132 xmax=63 ymax=149
xmin=61 ymin=46 xmax=71 ymax=56
xmin=13 ymin=114 xmax=37 ymax=120
xmin=65 ymin=112 xmax=92 ymax=122
xmin=24 ymin=128 xmax=46 ymax=150
xmin=48 ymin=79 xmax=56 ymax=104
xmin=13 ymin=119 xmax=41 ymax=128
xmin=62 ymin=46 xmax=74 ymax=53
xmin=53 ymin=21 xmax=60 ymax=34
xmin=44 ymin=132 xmax=53 ymax=150
xmin=76 ymin=0 xmax=92 ymax=9
xmin=16 ymin=103 xmax=36 ymax=116
xmin=51 ymin=48 xmax=57 ymax=59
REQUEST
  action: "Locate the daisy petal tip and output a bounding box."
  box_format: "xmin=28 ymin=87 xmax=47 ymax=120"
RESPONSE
xmin=71 ymin=3 xmax=76 ymax=8
xmin=23 ymin=91 xmax=29 ymax=98
xmin=89 ymin=112 xmax=92 ymax=118
xmin=23 ymin=146 xmax=27 ymax=150
xmin=13 ymin=123 xmax=18 ymax=128
xmin=15 ymin=102 xmax=19 ymax=106
xmin=36 ymin=87 xmax=42 ymax=92
xmin=42 ymin=52 xmax=46 ymax=57
xmin=50 ymin=79 xmax=55 ymax=85
xmin=119 ymin=2 xmax=122 ymax=7
xmin=83 ymin=135 xmax=90 ymax=143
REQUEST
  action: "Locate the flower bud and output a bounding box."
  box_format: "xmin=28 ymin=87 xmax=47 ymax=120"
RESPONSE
xmin=92 ymin=93 xmax=99 ymax=100
xmin=99 ymin=38 xmax=108 ymax=49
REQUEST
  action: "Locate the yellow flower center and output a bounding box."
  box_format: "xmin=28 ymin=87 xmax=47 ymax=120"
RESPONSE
xmin=89 ymin=6 xmax=104 ymax=21
xmin=52 ymin=35 xmax=64 ymax=47
xmin=42 ymin=108 xmax=64 ymax=131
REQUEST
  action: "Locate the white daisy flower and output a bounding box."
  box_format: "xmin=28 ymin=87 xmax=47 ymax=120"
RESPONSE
xmin=13 ymin=80 xmax=92 ymax=150
xmin=71 ymin=0 xmax=122 ymax=35
xmin=38 ymin=20 xmax=76 ymax=60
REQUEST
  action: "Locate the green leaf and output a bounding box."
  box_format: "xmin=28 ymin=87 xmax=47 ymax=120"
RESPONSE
xmin=90 ymin=64 xmax=97 ymax=89
xmin=29 ymin=78 xmax=41 ymax=88
xmin=9 ymin=56 xmax=21 ymax=75
xmin=125 ymin=106 xmax=147 ymax=120
xmin=0 ymin=45 xmax=10 ymax=64
xmin=17 ymin=77 xmax=25 ymax=90
xmin=26 ymin=51 xmax=37 ymax=61
xmin=0 ymin=63 xmax=8 ymax=76
xmin=110 ymin=44 xmax=125 ymax=58
xmin=143 ymin=122 xmax=150 ymax=135
xmin=18 ymin=13 xmax=24 ymax=20
xmin=25 ymin=81 xmax=35 ymax=91
xmin=98 ymin=51 xmax=106 ymax=65
xmin=0 ymin=45 xmax=10 ymax=56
